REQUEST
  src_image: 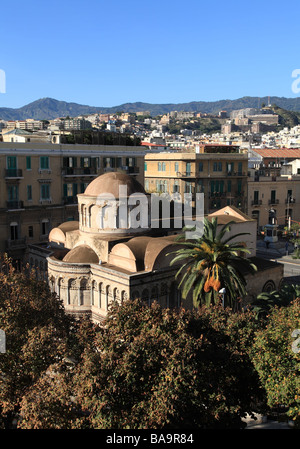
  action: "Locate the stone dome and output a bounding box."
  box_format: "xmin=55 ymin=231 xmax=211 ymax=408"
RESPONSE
xmin=84 ymin=172 xmax=145 ymax=198
xmin=62 ymin=244 xmax=99 ymax=264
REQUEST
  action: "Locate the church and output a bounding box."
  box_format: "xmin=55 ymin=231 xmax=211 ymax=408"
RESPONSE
xmin=28 ymin=172 xmax=284 ymax=323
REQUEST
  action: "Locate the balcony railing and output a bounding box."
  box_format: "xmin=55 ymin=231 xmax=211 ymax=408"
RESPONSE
xmin=176 ymin=171 xmax=195 ymax=178
xmin=117 ymin=166 xmax=140 ymax=174
xmin=227 ymin=171 xmax=246 ymax=176
xmin=268 ymin=199 xmax=279 ymax=205
xmin=5 ymin=169 xmax=23 ymax=178
xmin=63 ymin=196 xmax=78 ymax=205
xmin=6 ymin=200 xmax=24 ymax=209
xmin=285 ymin=198 xmax=296 ymax=204
xmin=62 ymin=167 xmax=98 ymax=176
xmin=251 ymin=200 xmax=262 ymax=206
xmin=6 ymin=237 xmax=27 ymax=250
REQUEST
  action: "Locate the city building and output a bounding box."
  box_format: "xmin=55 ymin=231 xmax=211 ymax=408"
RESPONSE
xmin=144 ymin=145 xmax=248 ymax=214
xmin=28 ymin=172 xmax=283 ymax=324
xmin=0 ymin=141 xmax=146 ymax=263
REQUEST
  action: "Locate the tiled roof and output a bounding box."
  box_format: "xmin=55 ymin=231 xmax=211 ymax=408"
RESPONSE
xmin=252 ymin=148 xmax=300 ymax=158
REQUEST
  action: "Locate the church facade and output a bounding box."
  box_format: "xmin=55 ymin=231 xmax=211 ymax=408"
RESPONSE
xmin=28 ymin=172 xmax=284 ymax=323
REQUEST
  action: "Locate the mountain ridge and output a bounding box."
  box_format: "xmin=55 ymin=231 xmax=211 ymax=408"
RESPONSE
xmin=2 ymin=96 xmax=300 ymax=121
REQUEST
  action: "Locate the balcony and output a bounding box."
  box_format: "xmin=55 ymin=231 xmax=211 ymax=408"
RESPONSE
xmin=62 ymin=167 xmax=98 ymax=176
xmin=285 ymin=198 xmax=296 ymax=204
xmin=176 ymin=171 xmax=195 ymax=178
xmin=251 ymin=200 xmax=262 ymax=206
xmin=6 ymin=200 xmax=24 ymax=210
xmin=6 ymin=237 xmax=27 ymax=250
xmin=226 ymin=171 xmax=246 ymax=177
xmin=63 ymin=196 xmax=78 ymax=205
xmin=268 ymin=199 xmax=279 ymax=205
xmin=5 ymin=169 xmax=23 ymax=179
xmin=117 ymin=166 xmax=140 ymax=174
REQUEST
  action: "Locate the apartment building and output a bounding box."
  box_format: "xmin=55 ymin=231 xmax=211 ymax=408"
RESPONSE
xmin=248 ymin=171 xmax=300 ymax=231
xmin=144 ymin=146 xmax=248 ymax=214
xmin=0 ymin=141 xmax=145 ymax=263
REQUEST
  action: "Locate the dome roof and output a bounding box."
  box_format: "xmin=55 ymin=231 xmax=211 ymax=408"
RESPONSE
xmin=84 ymin=172 xmax=145 ymax=198
xmin=62 ymin=244 xmax=99 ymax=264
xmin=49 ymin=221 xmax=79 ymax=245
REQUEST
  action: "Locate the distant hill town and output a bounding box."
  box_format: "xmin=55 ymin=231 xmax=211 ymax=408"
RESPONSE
xmin=2 ymin=96 xmax=300 ymax=121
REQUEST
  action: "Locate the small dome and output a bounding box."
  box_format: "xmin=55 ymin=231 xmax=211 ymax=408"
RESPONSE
xmin=63 ymin=244 xmax=99 ymax=264
xmin=84 ymin=172 xmax=145 ymax=197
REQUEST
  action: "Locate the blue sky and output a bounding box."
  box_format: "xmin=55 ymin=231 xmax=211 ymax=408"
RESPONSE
xmin=1 ymin=0 xmax=300 ymax=108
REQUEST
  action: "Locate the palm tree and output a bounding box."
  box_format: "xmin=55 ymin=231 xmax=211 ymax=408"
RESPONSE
xmin=169 ymin=217 xmax=257 ymax=308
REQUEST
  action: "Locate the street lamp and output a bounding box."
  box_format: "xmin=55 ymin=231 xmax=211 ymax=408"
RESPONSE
xmin=287 ymin=195 xmax=295 ymax=231
xmin=219 ymin=287 xmax=226 ymax=307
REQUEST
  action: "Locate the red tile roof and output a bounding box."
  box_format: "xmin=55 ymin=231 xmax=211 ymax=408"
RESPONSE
xmin=253 ymin=148 xmax=300 ymax=158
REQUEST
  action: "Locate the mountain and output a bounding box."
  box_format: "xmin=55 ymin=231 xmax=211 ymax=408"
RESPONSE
xmin=2 ymin=96 xmax=300 ymax=121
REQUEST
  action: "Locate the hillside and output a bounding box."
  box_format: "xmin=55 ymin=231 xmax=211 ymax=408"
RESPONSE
xmin=2 ymin=96 xmax=300 ymax=121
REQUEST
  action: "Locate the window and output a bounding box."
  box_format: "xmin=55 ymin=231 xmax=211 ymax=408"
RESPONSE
xmin=41 ymin=184 xmax=50 ymax=200
xmin=238 ymin=162 xmax=243 ymax=174
xmin=26 ymin=156 xmax=31 ymax=170
xmin=7 ymin=156 xmax=17 ymax=169
xmin=126 ymin=157 xmax=136 ymax=167
xmin=198 ymin=162 xmax=203 ymax=172
xmin=41 ymin=219 xmax=50 ymax=236
xmin=254 ymin=191 xmax=259 ymax=204
xmin=227 ymin=162 xmax=234 ymax=173
xmin=173 ymin=180 xmax=180 ymax=193
xmin=162 ymin=162 xmax=166 ymax=171
xmin=227 ymin=180 xmax=231 ymax=193
xmin=80 ymin=157 xmax=90 ymax=168
xmin=144 ymin=162 xmax=147 ymax=172
xmin=271 ymin=190 xmax=276 ymax=204
xmin=220 ymin=180 xmax=224 ymax=193
xmin=186 ymin=162 xmax=191 ymax=175
xmin=158 ymin=162 xmax=162 ymax=171
xmin=175 ymin=162 xmax=179 ymax=173
xmin=28 ymin=225 xmax=33 ymax=238
xmin=40 ymin=156 xmax=49 ymax=170
xmin=8 ymin=185 xmax=18 ymax=201
xmin=218 ymin=162 xmax=222 ymax=171
xmin=63 ymin=157 xmax=77 ymax=168
xmin=27 ymin=185 xmax=32 ymax=201
xmin=185 ymin=182 xmax=193 ymax=193
xmin=80 ymin=182 xmax=89 ymax=193
xmin=103 ymin=157 xmax=115 ymax=168
xmin=10 ymin=222 xmax=18 ymax=240
xmin=64 ymin=183 xmax=77 ymax=197
xmin=237 ymin=180 xmax=242 ymax=195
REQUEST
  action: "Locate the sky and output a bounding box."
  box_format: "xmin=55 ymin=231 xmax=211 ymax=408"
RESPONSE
xmin=1 ymin=0 xmax=300 ymax=108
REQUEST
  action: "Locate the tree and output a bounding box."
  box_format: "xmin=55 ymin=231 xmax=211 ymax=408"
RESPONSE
xmin=0 ymin=257 xmax=77 ymax=428
xmin=169 ymin=217 xmax=257 ymax=308
xmin=251 ymin=299 xmax=300 ymax=427
xmin=71 ymin=300 xmax=264 ymax=429
xmin=251 ymin=283 xmax=300 ymax=320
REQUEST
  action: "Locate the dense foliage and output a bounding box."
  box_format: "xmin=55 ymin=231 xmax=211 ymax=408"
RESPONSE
xmin=251 ymin=299 xmax=300 ymax=426
xmin=0 ymin=258 xmax=77 ymax=428
xmin=0 ymin=256 xmax=299 ymax=429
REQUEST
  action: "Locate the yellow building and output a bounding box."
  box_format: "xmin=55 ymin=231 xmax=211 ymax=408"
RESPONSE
xmin=144 ymin=146 xmax=248 ymax=214
xmin=248 ymin=173 xmax=300 ymax=230
xmin=0 ymin=141 xmax=145 ymax=263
